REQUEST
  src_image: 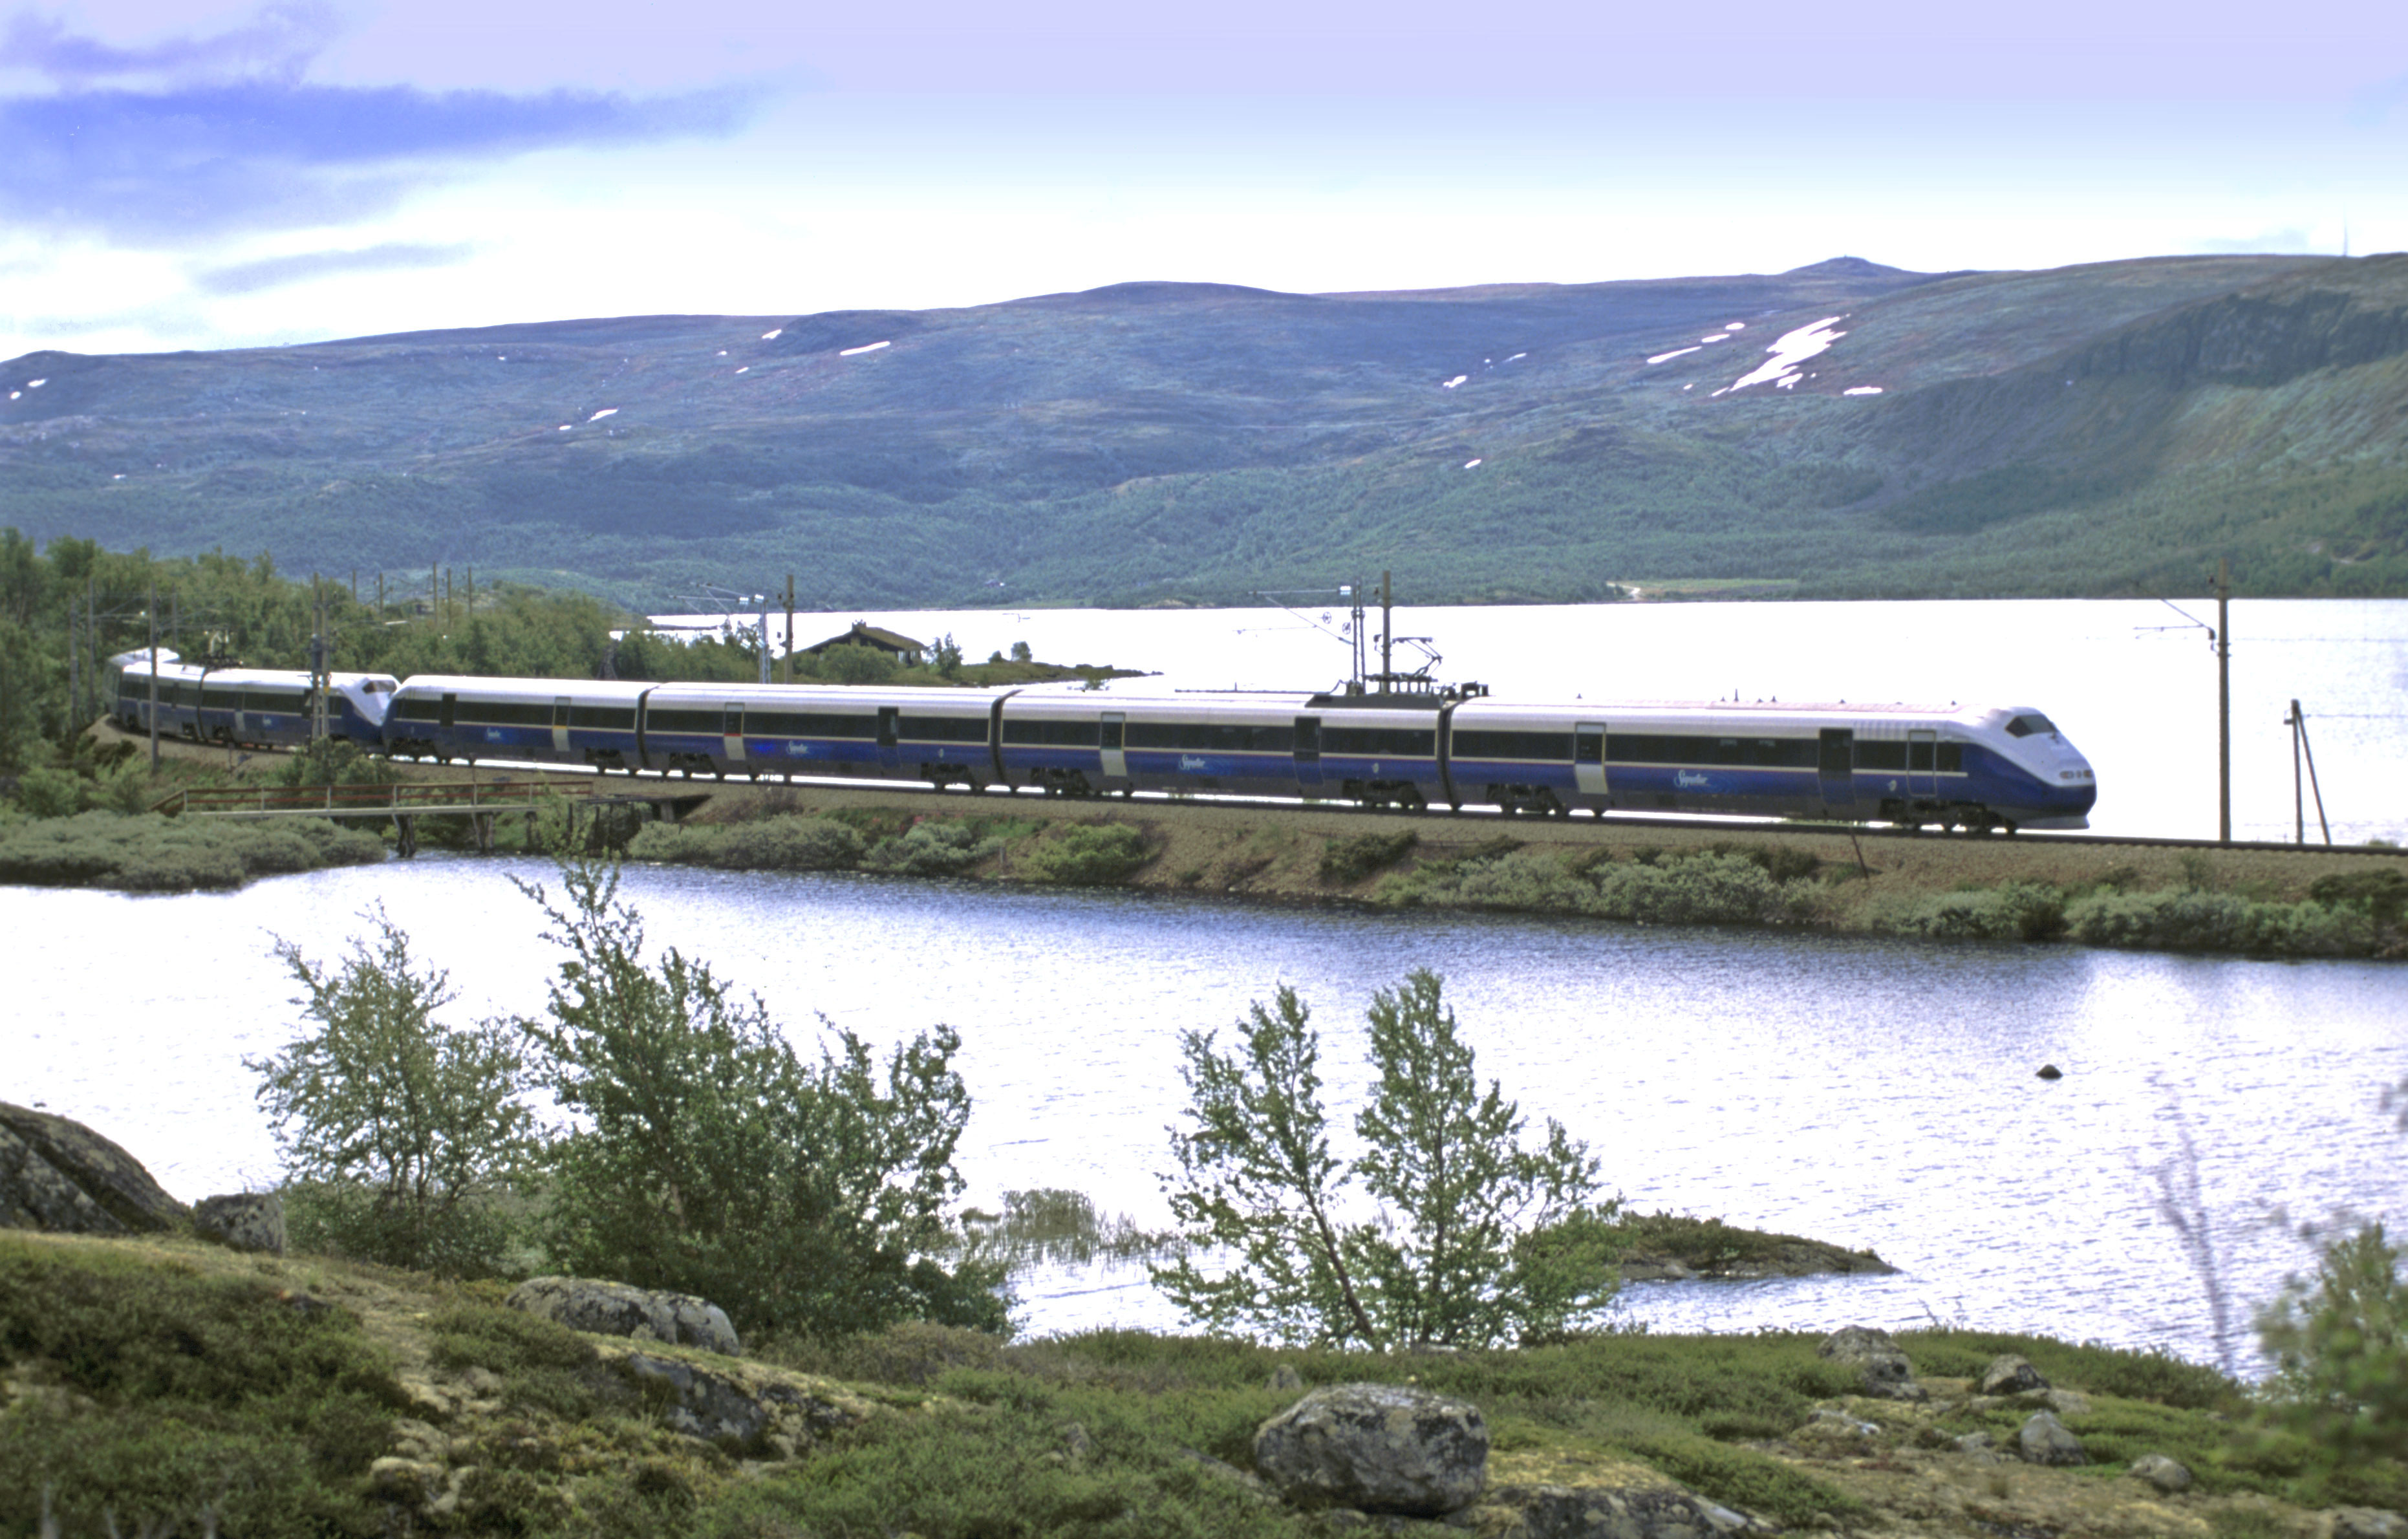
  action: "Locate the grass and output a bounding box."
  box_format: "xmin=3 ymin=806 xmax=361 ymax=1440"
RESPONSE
xmin=5 ymin=1231 xmax=2401 ymax=1538
xmin=0 ymin=809 xmax=385 ymax=891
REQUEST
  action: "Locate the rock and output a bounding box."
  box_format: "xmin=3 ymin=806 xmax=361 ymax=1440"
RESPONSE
xmin=2018 ymin=1410 xmax=2087 ymax=1466
xmin=2333 ymin=1510 xmax=2408 ymax=1539
xmin=617 ymin=1352 xmax=854 ymax=1456
xmin=0 ymin=1102 xmax=188 ymax=1235
xmin=2041 ymin=1387 xmax=2092 ymax=1417
xmin=1267 ymin=1363 xmax=1304 ymax=1390
xmin=1953 ymin=1431 xmax=2003 ymax=1460
xmin=506 ymin=1276 xmax=740 ymax=1355
xmin=1175 ymin=1446 xmax=1273 ymax=1501
xmin=193 ymin=1192 xmax=286 ymax=1254
xmin=1816 ymin=1326 xmax=1926 ymax=1401
xmin=1798 ymin=1408 xmax=1881 ymax=1445
xmin=2036 ymin=1064 xmax=2063 ymax=1080
xmin=2126 ymin=1453 xmax=2192 ymax=1493
xmin=1489 ymin=1484 xmax=1771 ymax=1537
xmin=1252 ymin=1382 xmax=1489 ymax=1516
xmin=1976 ymin=1354 xmax=2048 ymax=1395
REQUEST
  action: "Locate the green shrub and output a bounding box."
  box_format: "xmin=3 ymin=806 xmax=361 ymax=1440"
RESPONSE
xmin=630 ymin=814 xmax=866 ymax=871
xmin=2065 ymin=888 xmax=2374 ymax=956
xmin=2259 ymin=1223 xmax=2408 ymax=1465
xmin=0 ymin=811 xmax=382 ymax=891
xmin=1319 ymin=830 xmax=1418 ymax=884
xmin=864 ymin=819 xmax=1000 ymax=876
xmin=1019 ymin=823 xmax=1152 ymax=884
xmin=1591 ymin=852 xmax=1783 ymax=927
xmin=11 ymin=763 xmax=89 ymax=817
xmin=2308 ymin=868 xmax=2408 ymax=930
xmin=1879 ymin=882 xmax=2067 ymax=942
xmin=0 ymin=1236 xmax=401 ymax=1538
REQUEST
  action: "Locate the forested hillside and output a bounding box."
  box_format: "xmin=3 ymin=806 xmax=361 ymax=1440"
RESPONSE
xmin=5 ymin=253 xmax=2406 ymax=606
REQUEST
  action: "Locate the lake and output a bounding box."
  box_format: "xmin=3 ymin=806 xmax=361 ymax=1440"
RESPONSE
xmin=12 ymin=852 xmax=2402 ymax=1372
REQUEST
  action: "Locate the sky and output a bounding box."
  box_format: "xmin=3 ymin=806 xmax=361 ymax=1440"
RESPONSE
xmin=2 ymin=0 xmax=2405 ymax=360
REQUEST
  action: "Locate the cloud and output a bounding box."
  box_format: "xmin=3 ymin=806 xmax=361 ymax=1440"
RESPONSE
xmin=193 ymin=240 xmax=478 ymax=295
xmin=1 ymin=3 xmax=336 ymax=88
xmin=0 ymin=6 xmax=760 ymax=242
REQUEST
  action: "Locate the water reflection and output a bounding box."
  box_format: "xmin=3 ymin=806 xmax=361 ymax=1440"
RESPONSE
xmin=10 ymin=857 xmax=2402 ymax=1368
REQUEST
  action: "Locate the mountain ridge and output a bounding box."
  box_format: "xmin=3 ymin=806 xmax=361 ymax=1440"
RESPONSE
xmin=3 ymin=253 xmax=2403 ymax=606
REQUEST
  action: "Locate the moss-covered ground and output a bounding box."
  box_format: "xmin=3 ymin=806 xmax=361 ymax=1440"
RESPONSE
xmin=5 ymin=1229 xmax=2396 ymax=1538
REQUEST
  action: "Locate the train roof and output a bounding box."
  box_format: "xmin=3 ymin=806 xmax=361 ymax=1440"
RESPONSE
xmin=1458 ymin=697 xmax=2006 ymax=720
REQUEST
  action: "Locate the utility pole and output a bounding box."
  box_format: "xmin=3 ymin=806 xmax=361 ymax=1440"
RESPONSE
xmin=147 ymin=584 xmax=160 ymax=774
xmin=781 ymin=574 xmax=795 ymax=685
xmin=1379 ymin=569 xmax=1394 ymax=689
xmin=2285 ymin=700 xmax=2332 ymax=845
xmin=310 ymin=576 xmax=331 ymax=742
xmin=376 ymin=570 xmax=385 ymax=619
xmin=2216 ymin=557 xmax=2232 ymax=844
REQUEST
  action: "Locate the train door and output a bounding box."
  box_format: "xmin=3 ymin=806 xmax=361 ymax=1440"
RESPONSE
xmin=552 ymin=696 xmax=572 ymax=756
xmin=1099 ymin=713 xmax=1127 ymax=782
xmin=1818 ymin=728 xmax=1856 ymax=812
xmin=722 ymin=704 xmax=746 ymax=766
xmin=1293 ymin=715 xmax=1322 ymax=791
xmin=876 ymin=707 xmax=901 ymax=774
xmin=1907 ymin=729 xmax=1937 ymax=802
xmin=439 ymin=693 xmax=457 ymax=730
xmin=1574 ymin=722 xmax=1606 ymax=800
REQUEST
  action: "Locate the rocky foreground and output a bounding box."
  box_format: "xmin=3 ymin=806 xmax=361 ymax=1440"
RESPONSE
xmin=4 ymin=1102 xmax=2402 ymax=1537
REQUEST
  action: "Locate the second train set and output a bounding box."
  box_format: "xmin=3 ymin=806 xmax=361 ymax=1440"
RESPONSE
xmin=106 ymin=651 xmax=2098 ymax=832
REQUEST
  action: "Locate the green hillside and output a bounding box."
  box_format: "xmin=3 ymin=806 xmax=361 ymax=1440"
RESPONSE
xmin=5 ymin=253 xmax=2405 ymax=605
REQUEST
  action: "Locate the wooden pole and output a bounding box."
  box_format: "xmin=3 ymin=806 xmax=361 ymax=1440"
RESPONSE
xmin=147 ymin=584 xmax=160 ymax=774
xmin=782 ymin=574 xmax=795 ymax=685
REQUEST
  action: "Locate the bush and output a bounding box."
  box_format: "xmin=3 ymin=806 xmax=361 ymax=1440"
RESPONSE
xmin=1592 ymin=852 xmax=1784 ymax=927
xmin=1319 ymin=830 xmax=1418 ymax=885
xmin=0 ymin=1236 xmax=401 ymax=1538
xmin=248 ymin=905 xmax=540 ymax=1276
xmin=2065 ymin=888 xmax=2374 ymax=956
xmin=11 ymin=763 xmax=87 ymax=817
xmin=1018 ymin=823 xmax=1152 ymax=884
xmin=2258 ymin=1222 xmax=2408 ymax=1465
xmin=514 ymin=858 xmax=1007 ymax=1340
xmin=0 ymin=810 xmax=383 ymax=891
xmin=629 ymin=815 xmax=865 ymax=871
xmin=1156 ymin=971 xmax=1618 ymax=1349
xmin=819 ymin=643 xmax=899 ymax=685
xmin=863 ymin=819 xmax=1000 ymax=876
xmin=1879 ymin=882 xmax=2067 ymax=942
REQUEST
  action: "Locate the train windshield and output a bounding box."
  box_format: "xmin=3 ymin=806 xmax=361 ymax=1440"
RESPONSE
xmin=2005 ymin=713 xmax=2060 ymax=738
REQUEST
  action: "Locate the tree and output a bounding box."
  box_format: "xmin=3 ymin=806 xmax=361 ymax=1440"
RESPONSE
xmin=2258 ymin=1222 xmax=2408 ymax=1464
xmin=513 ymin=857 xmax=1005 ymax=1340
xmin=248 ymin=907 xmax=539 ymax=1275
xmin=1155 ymin=969 xmax=1619 ymax=1349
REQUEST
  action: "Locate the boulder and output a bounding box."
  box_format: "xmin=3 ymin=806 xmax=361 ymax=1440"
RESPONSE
xmin=2018 ymin=1410 xmax=2087 ymax=1466
xmin=616 ymin=1352 xmax=855 ymax=1457
xmin=194 ymin=1192 xmax=286 ymax=1254
xmin=1816 ymin=1325 xmax=1926 ymax=1401
xmin=2126 ymin=1453 xmax=2193 ymax=1494
xmin=1977 ymin=1354 xmax=2048 ymax=1395
xmin=2333 ymin=1511 xmax=2408 ymax=1539
xmin=506 ymin=1276 xmax=740 ymax=1356
xmin=1490 ymin=1485 xmax=1768 ymax=1537
xmin=1252 ymin=1382 xmax=1489 ymax=1516
xmin=0 ymin=1102 xmax=187 ymax=1234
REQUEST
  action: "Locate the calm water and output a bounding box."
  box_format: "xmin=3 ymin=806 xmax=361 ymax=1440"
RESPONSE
xmin=11 ymin=855 xmax=2403 ymax=1371
xmin=669 ymin=597 xmax=2408 ymax=845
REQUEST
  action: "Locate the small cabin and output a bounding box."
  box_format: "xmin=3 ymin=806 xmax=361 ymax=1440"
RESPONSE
xmin=800 ymin=621 xmax=926 ymax=663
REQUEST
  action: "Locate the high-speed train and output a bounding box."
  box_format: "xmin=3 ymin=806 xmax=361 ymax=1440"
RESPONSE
xmin=105 ymin=649 xmax=398 ymax=745
xmin=107 ymin=652 xmax=2096 ymax=830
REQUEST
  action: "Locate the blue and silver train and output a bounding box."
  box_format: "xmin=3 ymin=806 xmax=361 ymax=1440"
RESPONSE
xmin=106 ymin=649 xmax=398 ymax=746
xmin=107 ymin=651 xmax=2097 ymax=830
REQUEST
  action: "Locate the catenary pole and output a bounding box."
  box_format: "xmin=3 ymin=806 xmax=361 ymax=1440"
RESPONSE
xmin=2216 ymin=558 xmax=2231 ymax=844
xmin=147 ymin=584 xmax=160 ymax=774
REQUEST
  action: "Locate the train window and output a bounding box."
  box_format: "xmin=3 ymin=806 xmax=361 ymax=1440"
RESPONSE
xmin=1098 ymin=716 xmax=1124 ymax=751
xmin=1452 ymin=729 xmax=1575 ymax=761
xmin=1323 ymin=726 xmax=1436 ymax=757
xmin=244 ymin=690 xmax=301 ymax=713
xmin=202 ymin=687 xmax=241 ymax=709
xmin=877 ymin=708 xmax=899 ymax=748
xmin=646 ymin=707 xmax=727 ymax=735
xmin=2005 ymin=713 xmax=2059 ymax=738
xmin=1575 ymin=731 xmax=1604 ymax=764
xmin=744 ymin=711 xmax=879 ymax=738
xmin=1908 ymin=740 xmax=1935 ymax=772
xmin=568 ymin=705 xmax=636 ymax=730
xmin=391 ymin=696 xmax=440 ymax=722
xmin=457 ymin=700 xmax=550 ymax=726
xmin=1855 ymin=742 xmax=1907 ymax=771
xmin=1002 ymin=719 xmax=1103 ymax=748
xmin=897 ymin=715 xmax=990 ymax=743
xmin=1937 ymin=743 xmax=1964 ymax=773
